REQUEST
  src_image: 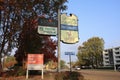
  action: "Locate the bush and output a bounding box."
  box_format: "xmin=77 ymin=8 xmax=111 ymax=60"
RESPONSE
xmin=1 ymin=66 xmax=26 ymax=77
xmin=96 ymin=66 xmax=114 ymax=70
xmin=44 ymin=71 xmax=84 ymax=80
xmin=14 ymin=66 xmax=26 ymax=76
xmin=54 ymin=71 xmax=84 ymax=80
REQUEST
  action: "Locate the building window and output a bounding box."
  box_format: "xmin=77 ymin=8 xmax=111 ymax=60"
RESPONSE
xmin=105 ymin=54 xmax=108 ymax=56
xmin=105 ymin=61 xmax=109 ymax=63
xmin=105 ymin=57 xmax=109 ymax=59
xmin=116 ymin=60 xmax=120 ymax=63
xmin=115 ymin=52 xmax=120 ymax=54
xmin=104 ymin=50 xmax=108 ymax=52
xmin=116 ymin=56 xmax=120 ymax=58
xmin=115 ymin=48 xmax=119 ymax=50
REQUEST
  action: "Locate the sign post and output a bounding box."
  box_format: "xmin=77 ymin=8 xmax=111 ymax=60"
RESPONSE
xmin=37 ymin=12 xmax=79 ymax=73
xmin=57 ymin=8 xmax=61 ymax=72
xmin=65 ymin=52 xmax=75 ymax=72
xmin=26 ymin=54 xmax=44 ymax=79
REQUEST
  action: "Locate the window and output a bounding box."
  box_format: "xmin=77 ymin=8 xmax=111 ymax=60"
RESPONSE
xmin=105 ymin=61 xmax=109 ymax=63
xmin=105 ymin=54 xmax=108 ymax=56
xmin=105 ymin=57 xmax=109 ymax=59
xmin=104 ymin=50 xmax=108 ymax=52
xmin=115 ymin=48 xmax=119 ymax=50
xmin=116 ymin=60 xmax=120 ymax=63
xmin=116 ymin=56 xmax=120 ymax=58
xmin=115 ymin=52 xmax=120 ymax=54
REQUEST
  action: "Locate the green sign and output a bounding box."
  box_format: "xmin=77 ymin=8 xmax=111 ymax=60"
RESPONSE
xmin=38 ymin=18 xmax=58 ymax=35
xmin=38 ymin=26 xmax=57 ymax=35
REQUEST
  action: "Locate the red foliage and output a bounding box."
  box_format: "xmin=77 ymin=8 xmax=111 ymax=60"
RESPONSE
xmin=14 ymin=19 xmax=57 ymax=66
xmin=40 ymin=36 xmax=57 ymax=62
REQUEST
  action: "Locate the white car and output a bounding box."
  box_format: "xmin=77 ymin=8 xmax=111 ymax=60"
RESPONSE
xmin=75 ymin=66 xmax=81 ymax=70
xmin=76 ymin=67 xmax=81 ymax=70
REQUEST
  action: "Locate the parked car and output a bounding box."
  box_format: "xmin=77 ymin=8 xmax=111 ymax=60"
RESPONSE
xmin=74 ymin=66 xmax=81 ymax=70
xmin=81 ymin=66 xmax=92 ymax=69
xmin=117 ymin=66 xmax=120 ymax=72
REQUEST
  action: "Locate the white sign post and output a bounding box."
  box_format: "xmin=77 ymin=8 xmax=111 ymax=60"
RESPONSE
xmin=26 ymin=54 xmax=44 ymax=79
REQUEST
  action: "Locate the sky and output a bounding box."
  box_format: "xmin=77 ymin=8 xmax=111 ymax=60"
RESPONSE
xmin=9 ymin=0 xmax=120 ymax=63
xmin=60 ymin=0 xmax=120 ymax=63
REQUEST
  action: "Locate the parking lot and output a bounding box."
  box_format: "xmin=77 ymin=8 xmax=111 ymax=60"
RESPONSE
xmin=80 ymin=70 xmax=120 ymax=80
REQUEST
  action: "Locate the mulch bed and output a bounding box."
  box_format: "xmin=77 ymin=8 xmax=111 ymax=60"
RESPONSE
xmin=0 ymin=71 xmax=84 ymax=80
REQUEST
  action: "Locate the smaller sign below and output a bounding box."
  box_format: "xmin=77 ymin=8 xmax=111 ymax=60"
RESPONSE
xmin=38 ymin=26 xmax=57 ymax=35
xmin=65 ymin=52 xmax=75 ymax=55
xmin=28 ymin=54 xmax=44 ymax=65
xmin=28 ymin=64 xmax=44 ymax=70
xmin=26 ymin=54 xmax=44 ymax=79
xmin=27 ymin=54 xmax=44 ymax=70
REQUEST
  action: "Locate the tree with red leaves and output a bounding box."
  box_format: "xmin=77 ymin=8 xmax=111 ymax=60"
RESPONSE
xmin=0 ymin=0 xmax=67 ymax=72
xmin=14 ymin=20 xmax=58 ymax=66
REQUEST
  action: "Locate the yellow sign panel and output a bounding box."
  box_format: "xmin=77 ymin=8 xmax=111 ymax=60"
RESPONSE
xmin=61 ymin=13 xmax=78 ymax=26
xmin=61 ymin=13 xmax=79 ymax=43
xmin=61 ymin=30 xmax=79 ymax=43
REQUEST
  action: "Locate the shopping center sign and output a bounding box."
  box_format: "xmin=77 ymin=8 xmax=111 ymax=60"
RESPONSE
xmin=61 ymin=13 xmax=79 ymax=44
xmin=38 ymin=18 xmax=57 ymax=35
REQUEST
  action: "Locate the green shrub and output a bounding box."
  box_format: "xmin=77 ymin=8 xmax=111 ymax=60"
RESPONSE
xmin=11 ymin=66 xmax=26 ymax=76
xmin=96 ymin=66 xmax=114 ymax=70
xmin=54 ymin=71 xmax=84 ymax=80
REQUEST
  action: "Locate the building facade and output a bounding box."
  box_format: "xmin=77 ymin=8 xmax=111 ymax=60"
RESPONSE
xmin=103 ymin=46 xmax=120 ymax=69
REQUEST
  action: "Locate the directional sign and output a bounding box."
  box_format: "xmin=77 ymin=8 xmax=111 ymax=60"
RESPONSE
xmin=65 ymin=52 xmax=75 ymax=55
xmin=38 ymin=18 xmax=58 ymax=35
xmin=65 ymin=52 xmax=75 ymax=72
xmin=38 ymin=26 xmax=57 ymax=35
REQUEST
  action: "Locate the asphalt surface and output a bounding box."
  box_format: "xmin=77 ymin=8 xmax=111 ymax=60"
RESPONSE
xmin=80 ymin=70 xmax=120 ymax=80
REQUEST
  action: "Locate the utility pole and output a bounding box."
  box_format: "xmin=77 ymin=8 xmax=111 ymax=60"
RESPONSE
xmin=57 ymin=8 xmax=61 ymax=72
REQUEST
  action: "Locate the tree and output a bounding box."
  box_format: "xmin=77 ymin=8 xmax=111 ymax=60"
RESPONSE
xmin=0 ymin=0 xmax=68 ymax=72
xmin=60 ymin=60 xmax=67 ymax=69
xmin=0 ymin=0 xmax=22 ymax=72
xmin=3 ymin=56 xmax=17 ymax=68
xmin=77 ymin=37 xmax=104 ymax=68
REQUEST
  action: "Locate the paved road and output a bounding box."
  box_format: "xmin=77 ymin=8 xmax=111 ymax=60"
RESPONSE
xmin=80 ymin=70 xmax=120 ymax=80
